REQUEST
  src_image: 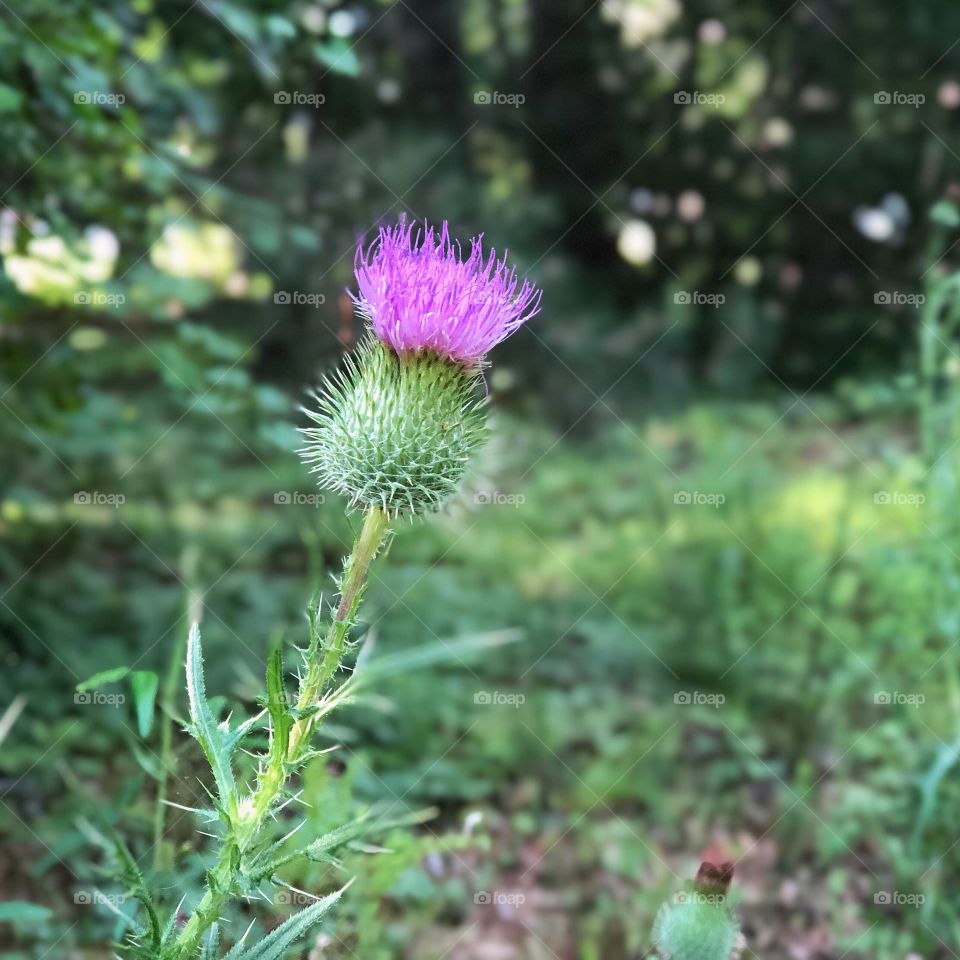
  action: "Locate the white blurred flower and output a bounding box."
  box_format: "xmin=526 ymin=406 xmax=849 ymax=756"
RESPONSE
xmin=698 ymin=19 xmax=726 ymax=44
xmin=603 ymin=0 xmax=681 ymax=47
xmin=617 ymin=219 xmax=657 ymax=266
xmin=734 ymin=256 xmax=762 ymax=286
xmin=763 ymin=117 xmax=793 ymax=148
xmin=85 ymin=225 xmax=119 ymax=265
xmin=328 ymin=10 xmax=355 ymax=37
xmin=377 ymin=78 xmax=402 ymax=104
xmin=150 ymin=222 xmax=241 ymax=285
xmin=853 ymin=207 xmax=896 ymax=242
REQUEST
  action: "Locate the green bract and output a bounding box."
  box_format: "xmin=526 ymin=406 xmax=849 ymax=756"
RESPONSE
xmin=300 ymin=338 xmax=488 ymax=517
xmin=652 ymin=894 xmax=740 ymax=960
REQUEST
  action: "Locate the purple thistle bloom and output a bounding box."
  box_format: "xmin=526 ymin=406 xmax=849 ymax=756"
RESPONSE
xmin=353 ymin=218 xmax=541 ymax=364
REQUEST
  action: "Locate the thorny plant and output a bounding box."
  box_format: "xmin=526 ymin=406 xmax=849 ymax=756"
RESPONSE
xmin=98 ymin=218 xmax=541 ymax=959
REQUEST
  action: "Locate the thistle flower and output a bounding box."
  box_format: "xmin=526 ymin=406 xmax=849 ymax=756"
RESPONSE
xmin=301 ymin=219 xmax=540 ymax=518
xmin=353 ymin=218 xmax=541 ymax=364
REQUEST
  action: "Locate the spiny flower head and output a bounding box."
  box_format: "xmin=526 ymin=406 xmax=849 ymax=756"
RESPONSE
xmin=300 ymin=338 xmax=488 ymax=517
xmin=653 ymin=859 xmax=742 ymax=960
xmin=353 ymin=218 xmax=541 ymax=364
xmin=652 ymin=895 xmax=741 ymax=960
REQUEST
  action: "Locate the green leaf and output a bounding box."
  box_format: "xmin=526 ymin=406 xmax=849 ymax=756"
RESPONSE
xmin=354 ymin=629 xmax=522 ymax=684
xmin=0 ymin=901 xmax=52 ymax=928
xmin=130 ymin=670 xmax=159 ymax=738
xmin=129 ymin=737 xmax=164 ymax=780
xmin=265 ymin=15 xmax=296 ymax=38
xmin=250 ymin=808 xmax=432 ymax=878
xmin=931 ymin=199 xmax=960 ymax=228
xmin=76 ymin=666 xmax=130 ymax=691
xmin=107 ymin=828 xmax=162 ymax=947
xmin=186 ymin=624 xmax=239 ymax=815
xmin=201 ymin=924 xmax=221 ymax=960
xmin=213 ymin=2 xmax=261 ymax=44
xmin=186 ymin=625 xmax=264 ymax=819
xmin=265 ymin=647 xmax=293 ymax=765
xmin=226 ymin=885 xmax=347 ymax=959
xmin=0 ymin=82 xmax=23 ymax=114
xmin=913 ymin=733 xmax=960 ymax=848
xmin=313 ymin=39 xmax=360 ymax=77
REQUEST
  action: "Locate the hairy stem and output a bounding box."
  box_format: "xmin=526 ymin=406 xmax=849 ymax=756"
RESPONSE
xmin=289 ymin=504 xmax=389 ymax=759
xmin=171 ymin=506 xmax=390 ymax=957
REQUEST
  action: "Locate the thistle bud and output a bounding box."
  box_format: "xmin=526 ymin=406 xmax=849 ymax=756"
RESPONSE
xmin=652 ymin=858 xmax=743 ymax=960
xmin=300 ymin=338 xmax=488 ymax=517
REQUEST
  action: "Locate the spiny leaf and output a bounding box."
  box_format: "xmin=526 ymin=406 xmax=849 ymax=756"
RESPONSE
xmin=200 ymin=923 xmax=221 ymax=960
xmin=158 ymin=896 xmax=186 ymax=947
xmin=108 ymin=827 xmax=162 ymax=948
xmin=249 ymin=808 xmax=432 ymax=878
xmin=186 ymin=624 xmax=239 ymax=815
xmin=225 ymin=885 xmax=347 ymax=960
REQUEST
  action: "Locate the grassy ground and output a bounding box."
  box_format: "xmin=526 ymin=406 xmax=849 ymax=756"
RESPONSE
xmin=2 ymin=395 xmax=958 ymax=958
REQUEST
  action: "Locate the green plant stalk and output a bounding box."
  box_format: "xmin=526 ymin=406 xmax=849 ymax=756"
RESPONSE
xmin=289 ymin=504 xmax=389 ymax=759
xmin=154 ymin=548 xmax=202 ymax=871
xmin=171 ymin=506 xmax=390 ymax=958
xmin=152 ymin=635 xmax=183 ymax=872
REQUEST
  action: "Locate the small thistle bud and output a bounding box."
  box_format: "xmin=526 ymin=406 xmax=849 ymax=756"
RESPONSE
xmin=301 ymin=217 xmax=542 ymax=517
xmin=652 ymin=858 xmax=744 ymax=960
xmin=300 ymin=338 xmax=488 ymax=517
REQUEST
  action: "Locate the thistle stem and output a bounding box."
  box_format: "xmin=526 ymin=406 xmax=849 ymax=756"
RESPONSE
xmin=171 ymin=505 xmax=390 ymax=958
xmin=289 ymin=504 xmax=389 ymax=759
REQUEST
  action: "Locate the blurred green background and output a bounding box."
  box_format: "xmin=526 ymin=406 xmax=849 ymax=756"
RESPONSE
xmin=4 ymin=0 xmax=960 ymax=957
